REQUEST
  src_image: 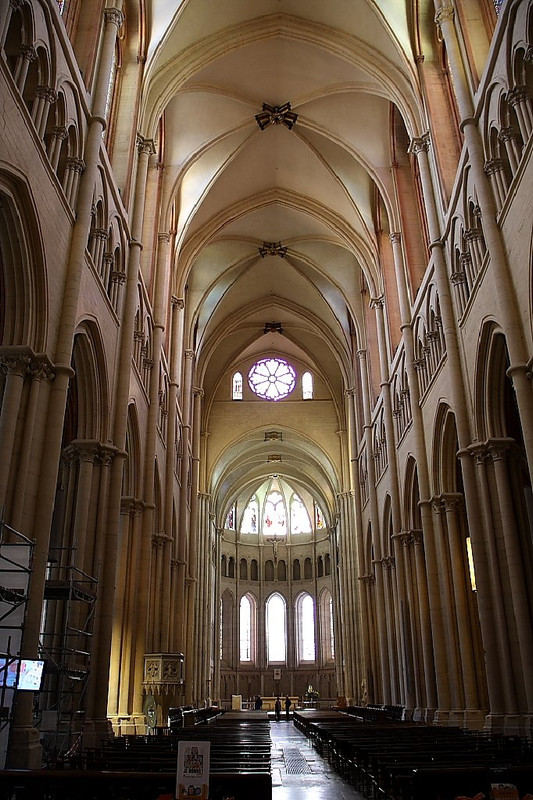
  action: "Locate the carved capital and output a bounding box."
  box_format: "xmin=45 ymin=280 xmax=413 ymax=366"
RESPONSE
xmin=136 ymin=134 xmax=156 ymax=157
xmin=389 ymin=232 xmax=401 ymax=245
xmin=104 ymin=7 xmax=124 ymax=29
xmin=20 ymin=45 xmax=37 ymax=63
xmin=409 ymin=132 xmax=430 ymax=156
xmin=484 ymin=158 xmax=504 ymax=176
xmin=435 ymin=3 xmax=455 ymax=27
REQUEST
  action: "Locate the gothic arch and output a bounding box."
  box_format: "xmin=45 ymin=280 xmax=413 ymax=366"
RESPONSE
xmin=71 ymin=321 xmax=110 ymax=442
xmin=0 ymin=174 xmax=47 ymax=351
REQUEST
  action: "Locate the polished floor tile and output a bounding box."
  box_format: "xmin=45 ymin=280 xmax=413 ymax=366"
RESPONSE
xmin=269 ymin=719 xmax=365 ymax=800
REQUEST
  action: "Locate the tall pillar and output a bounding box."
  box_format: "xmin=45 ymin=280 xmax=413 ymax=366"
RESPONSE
xmin=185 ymin=387 xmax=203 ymax=703
xmin=0 ymin=354 xmax=29 ymax=512
xmin=7 ymin=7 xmax=124 ymax=768
xmin=356 ymin=348 xmax=390 ymax=702
xmin=388 ymin=231 xmax=438 ymax=715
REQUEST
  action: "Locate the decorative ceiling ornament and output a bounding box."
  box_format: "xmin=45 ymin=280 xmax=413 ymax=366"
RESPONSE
xmin=263 ymin=321 xmax=283 ymax=334
xmin=259 ymin=241 xmax=287 ymax=258
xmin=255 ymin=102 xmax=298 ymax=131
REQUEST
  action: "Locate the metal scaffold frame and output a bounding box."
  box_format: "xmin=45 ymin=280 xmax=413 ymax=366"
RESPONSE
xmin=0 ymin=518 xmax=34 ymax=769
xmin=37 ymin=547 xmax=98 ymax=760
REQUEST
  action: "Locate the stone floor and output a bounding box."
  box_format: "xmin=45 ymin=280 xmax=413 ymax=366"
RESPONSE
xmin=269 ymin=718 xmax=365 ymax=800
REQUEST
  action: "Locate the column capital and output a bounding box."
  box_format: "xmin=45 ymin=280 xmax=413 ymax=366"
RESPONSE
xmin=408 ymin=132 xmax=430 ymax=156
xmin=435 ymin=3 xmax=455 ymax=27
xmin=369 ymin=295 xmax=385 ymax=310
xmin=158 ymin=232 xmax=171 ymax=244
xmin=20 ymin=44 xmax=37 ymax=63
xmin=136 ymin=133 xmax=156 ymax=157
xmin=389 ymin=232 xmax=402 ymax=245
xmin=36 ymin=86 xmax=57 ymax=104
xmin=484 ymin=157 xmax=504 ymax=176
xmin=450 ymin=270 xmax=466 ymax=286
xmin=172 ymin=296 xmax=185 ymax=310
xmin=0 ymin=353 xmax=31 ymax=377
xmin=104 ymin=7 xmax=124 ymax=29
xmin=507 ymin=85 xmax=528 ymax=108
xmin=185 ymin=349 xmax=195 ymax=361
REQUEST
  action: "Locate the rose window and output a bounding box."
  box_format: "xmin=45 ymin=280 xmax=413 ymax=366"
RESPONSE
xmin=248 ymin=358 xmax=296 ymax=401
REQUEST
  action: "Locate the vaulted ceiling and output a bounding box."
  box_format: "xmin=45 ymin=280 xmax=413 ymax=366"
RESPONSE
xmin=138 ymin=1 xmax=429 ymax=520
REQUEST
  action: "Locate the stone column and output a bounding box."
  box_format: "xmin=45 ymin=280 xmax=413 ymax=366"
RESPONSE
xmin=14 ymin=44 xmax=36 ymax=93
xmin=32 ymin=86 xmax=57 ymax=139
xmin=507 ymin=85 xmax=533 ymax=144
xmin=442 ymin=494 xmax=483 ymax=726
xmin=176 ymin=349 xmax=195 ymax=655
xmin=371 ymin=296 xmax=404 ymax=698
xmin=165 ymin=296 xmax=183 ymax=651
xmin=0 ymin=353 xmax=30 ymax=512
xmin=470 ymin=446 xmax=514 ymax=715
xmin=185 ymin=387 xmax=203 ymax=704
xmin=489 ymin=442 xmax=533 ymax=710
xmin=357 ymin=348 xmax=390 ymax=702
xmin=431 ymin=499 xmax=462 ymax=712
xmin=388 ymin=231 xmax=438 ymax=715
xmin=435 ymin=0 xmax=533 ymax=482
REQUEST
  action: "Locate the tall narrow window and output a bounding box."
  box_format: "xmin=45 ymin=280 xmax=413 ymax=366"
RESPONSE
xmin=241 ymin=496 xmax=258 ymax=533
xmin=232 ymin=372 xmax=243 ymax=400
xmin=291 ymin=493 xmax=311 ymax=534
xmin=298 ymin=593 xmax=315 ymax=662
xmin=315 ymin=504 xmax=325 ymax=529
xmin=263 ymin=491 xmax=286 ymax=536
xmin=225 ymin=503 xmax=236 ymax=530
xmin=302 ymin=371 xmax=313 ymax=399
xmin=266 ymin=593 xmax=286 ymax=662
xmin=240 ymin=595 xmax=251 ymax=661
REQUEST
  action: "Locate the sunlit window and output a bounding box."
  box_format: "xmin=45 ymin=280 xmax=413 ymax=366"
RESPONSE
xmin=241 ymin=496 xmax=259 ymax=533
xmin=291 ymin=494 xmax=312 ymax=534
xmin=266 ymin=593 xmax=286 ymax=661
xmin=315 ymin=504 xmax=325 ymax=529
xmin=248 ymin=358 xmax=296 ymax=401
xmin=302 ymin=371 xmax=313 ymax=399
xmin=232 ymin=372 xmax=243 ymax=400
xmin=298 ymin=593 xmax=315 ymax=661
xmin=263 ymin=491 xmax=286 ymax=536
xmin=240 ymin=595 xmax=251 ymax=661
xmin=329 ymin=595 xmax=335 ymax=658
xmin=225 ymin=503 xmax=236 ymax=530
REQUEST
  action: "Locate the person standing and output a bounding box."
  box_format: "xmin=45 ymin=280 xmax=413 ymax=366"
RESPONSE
xmin=274 ymin=696 xmax=282 ymax=722
xmin=284 ymin=695 xmax=291 ymax=721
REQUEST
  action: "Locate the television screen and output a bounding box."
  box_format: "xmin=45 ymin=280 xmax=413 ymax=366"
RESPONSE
xmin=17 ymin=659 xmax=46 ymax=691
xmin=0 ymin=657 xmax=19 ymax=688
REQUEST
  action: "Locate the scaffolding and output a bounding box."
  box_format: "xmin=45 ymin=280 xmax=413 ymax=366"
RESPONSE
xmin=0 ymin=519 xmax=34 ymax=769
xmin=37 ymin=548 xmax=98 ymax=759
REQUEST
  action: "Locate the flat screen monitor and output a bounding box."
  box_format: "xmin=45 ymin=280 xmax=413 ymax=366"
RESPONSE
xmin=0 ymin=657 xmax=19 ymax=688
xmin=17 ymin=658 xmax=46 ymax=691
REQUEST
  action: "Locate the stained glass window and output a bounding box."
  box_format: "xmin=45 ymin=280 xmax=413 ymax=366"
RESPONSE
xmin=291 ymin=494 xmax=311 ymax=534
xmin=315 ymin=504 xmax=325 ymax=529
xmin=248 ymin=358 xmax=296 ymax=401
xmin=263 ymin=491 xmax=286 ymax=536
xmin=225 ymin=503 xmax=236 ymax=530
xmin=241 ymin=496 xmax=258 ymax=533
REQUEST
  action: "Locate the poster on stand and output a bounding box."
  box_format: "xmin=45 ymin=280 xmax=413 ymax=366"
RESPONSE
xmin=176 ymin=740 xmax=210 ymax=800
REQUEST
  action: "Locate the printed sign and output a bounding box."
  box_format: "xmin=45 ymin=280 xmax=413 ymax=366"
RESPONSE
xmin=176 ymin=740 xmax=210 ymax=800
